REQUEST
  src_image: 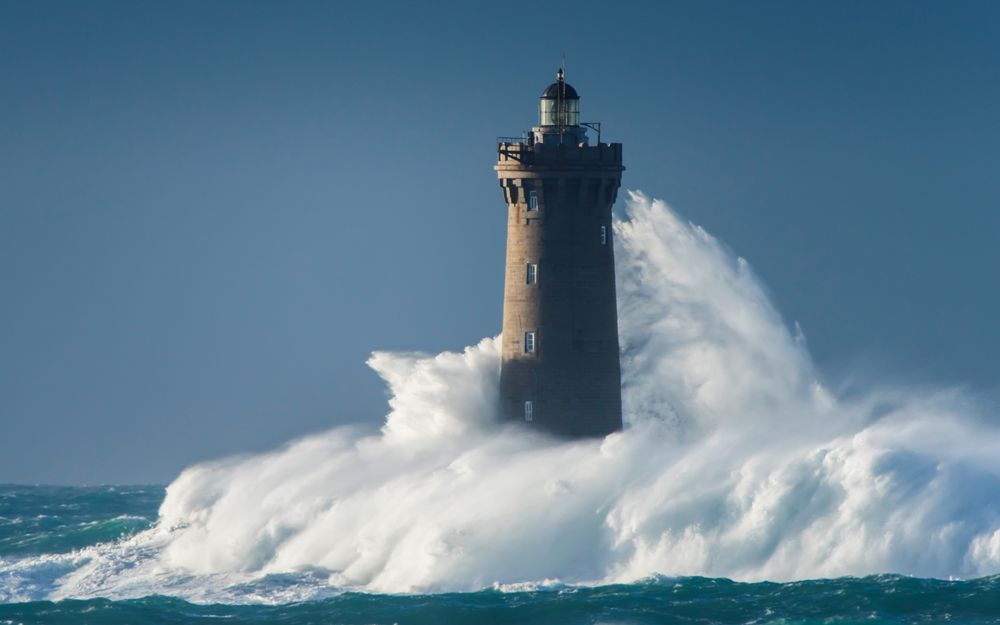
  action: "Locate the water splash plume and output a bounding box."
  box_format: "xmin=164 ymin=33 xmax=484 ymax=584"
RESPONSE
xmin=5 ymin=192 xmax=1000 ymax=603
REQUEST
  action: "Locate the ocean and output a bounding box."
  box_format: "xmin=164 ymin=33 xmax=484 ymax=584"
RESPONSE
xmin=3 ymin=485 xmax=1000 ymax=625
xmin=6 ymin=195 xmax=1000 ymax=623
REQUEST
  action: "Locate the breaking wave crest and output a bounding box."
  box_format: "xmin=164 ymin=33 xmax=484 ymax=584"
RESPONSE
xmin=7 ymin=192 xmax=1000 ymax=603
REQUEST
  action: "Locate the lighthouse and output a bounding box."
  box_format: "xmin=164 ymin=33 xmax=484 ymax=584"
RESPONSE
xmin=495 ymin=69 xmax=624 ymax=437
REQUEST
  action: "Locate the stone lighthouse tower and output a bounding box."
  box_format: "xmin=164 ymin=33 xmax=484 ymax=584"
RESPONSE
xmin=495 ymin=69 xmax=624 ymax=437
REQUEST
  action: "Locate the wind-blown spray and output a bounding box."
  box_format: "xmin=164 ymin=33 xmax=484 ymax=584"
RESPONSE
xmin=8 ymin=192 xmax=1000 ymax=603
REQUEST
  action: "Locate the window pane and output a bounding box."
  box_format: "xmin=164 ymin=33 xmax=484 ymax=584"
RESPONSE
xmin=539 ymin=100 xmax=555 ymax=126
xmin=528 ymin=191 xmax=538 ymax=211
xmin=527 ymin=263 xmax=537 ymax=284
xmin=567 ymin=99 xmax=580 ymax=126
xmin=524 ymin=400 xmax=533 ymax=422
xmin=524 ymin=331 xmax=535 ymax=353
xmin=600 ymin=225 xmax=607 ymax=245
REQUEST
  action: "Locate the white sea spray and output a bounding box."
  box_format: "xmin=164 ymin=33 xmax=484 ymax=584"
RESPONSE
xmin=5 ymin=192 xmax=1000 ymax=603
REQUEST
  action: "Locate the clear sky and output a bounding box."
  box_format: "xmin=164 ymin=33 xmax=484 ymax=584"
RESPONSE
xmin=2 ymin=1 xmax=998 ymax=484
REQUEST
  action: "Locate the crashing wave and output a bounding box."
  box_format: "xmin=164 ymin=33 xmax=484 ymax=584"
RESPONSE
xmin=4 ymin=192 xmax=999 ymax=603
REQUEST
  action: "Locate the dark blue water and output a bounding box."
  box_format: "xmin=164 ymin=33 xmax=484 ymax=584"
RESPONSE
xmin=0 ymin=484 xmax=161 ymax=557
xmin=3 ymin=485 xmax=1000 ymax=625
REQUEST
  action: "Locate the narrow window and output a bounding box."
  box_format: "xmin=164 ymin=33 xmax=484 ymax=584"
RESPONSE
xmin=526 ymin=263 xmax=537 ymax=285
xmin=600 ymin=224 xmax=608 ymax=245
xmin=527 ymin=190 xmax=538 ymax=211
xmin=524 ymin=400 xmax=534 ymax=422
xmin=524 ymin=331 xmax=535 ymax=353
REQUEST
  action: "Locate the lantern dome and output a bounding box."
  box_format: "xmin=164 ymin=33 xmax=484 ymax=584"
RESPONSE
xmin=538 ymin=68 xmax=580 ymax=127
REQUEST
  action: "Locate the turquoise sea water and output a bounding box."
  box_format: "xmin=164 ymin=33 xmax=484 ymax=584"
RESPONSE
xmin=3 ymin=485 xmax=1000 ymax=625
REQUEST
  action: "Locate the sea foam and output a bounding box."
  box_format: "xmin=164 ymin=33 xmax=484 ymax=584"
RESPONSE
xmin=9 ymin=192 xmax=1000 ymax=603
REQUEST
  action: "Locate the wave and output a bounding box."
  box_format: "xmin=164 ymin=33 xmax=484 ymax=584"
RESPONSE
xmin=5 ymin=575 xmax=1000 ymax=624
xmin=3 ymin=192 xmax=1000 ymax=604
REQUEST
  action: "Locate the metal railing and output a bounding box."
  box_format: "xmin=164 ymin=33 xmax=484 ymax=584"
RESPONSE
xmin=497 ymin=135 xmax=529 ymax=145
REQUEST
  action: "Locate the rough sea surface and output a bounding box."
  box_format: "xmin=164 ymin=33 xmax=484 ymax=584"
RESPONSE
xmin=5 ymin=194 xmax=1000 ymax=623
xmin=4 ymin=485 xmax=1000 ymax=624
xmin=2 ymin=485 xmax=1000 ymax=625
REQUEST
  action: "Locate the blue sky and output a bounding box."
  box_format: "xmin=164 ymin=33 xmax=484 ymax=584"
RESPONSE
xmin=2 ymin=1 xmax=998 ymax=484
